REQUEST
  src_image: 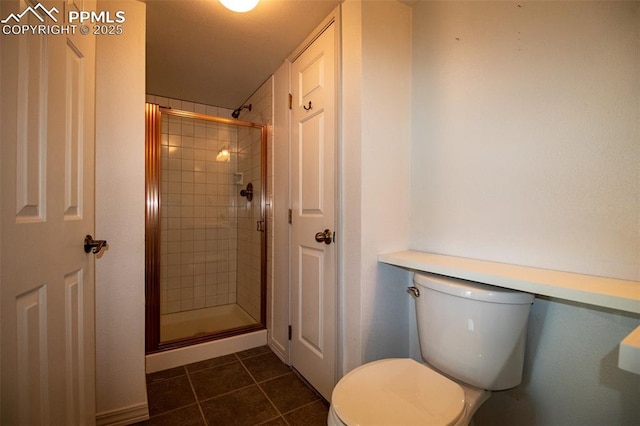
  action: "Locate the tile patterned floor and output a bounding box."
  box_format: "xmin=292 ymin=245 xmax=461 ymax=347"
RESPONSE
xmin=136 ymin=346 xmax=329 ymax=426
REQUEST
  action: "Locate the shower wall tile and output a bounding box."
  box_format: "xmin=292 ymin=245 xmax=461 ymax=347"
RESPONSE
xmin=195 ymin=103 xmax=207 ymax=115
xmin=157 ymin=95 xmax=239 ymax=315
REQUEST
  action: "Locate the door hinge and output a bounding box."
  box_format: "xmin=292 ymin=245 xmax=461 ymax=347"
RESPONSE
xmin=288 ymin=325 xmax=292 ymax=340
xmin=288 ymin=93 xmax=292 ymax=110
xmin=288 ymin=209 xmax=292 ymax=224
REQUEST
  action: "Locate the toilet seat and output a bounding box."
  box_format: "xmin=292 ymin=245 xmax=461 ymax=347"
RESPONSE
xmin=331 ymin=358 xmax=466 ymax=426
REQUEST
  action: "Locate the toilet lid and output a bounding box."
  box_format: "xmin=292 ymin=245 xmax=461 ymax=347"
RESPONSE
xmin=332 ymin=358 xmax=465 ymax=426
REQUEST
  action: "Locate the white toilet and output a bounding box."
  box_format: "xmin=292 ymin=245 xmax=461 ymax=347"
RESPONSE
xmin=328 ymin=272 xmax=534 ymax=426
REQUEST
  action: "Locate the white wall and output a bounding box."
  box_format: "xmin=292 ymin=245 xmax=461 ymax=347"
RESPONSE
xmin=95 ymin=1 xmax=148 ymax=423
xmin=270 ymin=62 xmax=290 ymax=361
xmin=411 ymin=1 xmax=639 ymax=280
xmin=341 ymin=0 xmax=413 ymax=373
xmin=410 ymin=2 xmax=640 ymax=424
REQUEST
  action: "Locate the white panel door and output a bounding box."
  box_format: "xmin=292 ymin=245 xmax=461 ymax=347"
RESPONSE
xmin=1 ymin=0 xmax=97 ymax=423
xmin=290 ymin=22 xmax=337 ymax=401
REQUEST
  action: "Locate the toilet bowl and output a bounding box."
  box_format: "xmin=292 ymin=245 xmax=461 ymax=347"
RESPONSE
xmin=328 ymin=272 xmax=533 ymax=426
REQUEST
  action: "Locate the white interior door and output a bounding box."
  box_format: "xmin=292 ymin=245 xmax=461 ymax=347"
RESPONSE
xmin=290 ymin=22 xmax=337 ymax=401
xmin=1 ymin=0 xmax=97 ymax=423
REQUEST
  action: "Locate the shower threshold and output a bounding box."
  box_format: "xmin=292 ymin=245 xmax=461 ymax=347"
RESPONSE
xmin=160 ymin=304 xmax=257 ymax=343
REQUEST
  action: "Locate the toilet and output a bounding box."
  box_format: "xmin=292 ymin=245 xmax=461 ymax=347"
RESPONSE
xmin=328 ymin=272 xmax=534 ymax=426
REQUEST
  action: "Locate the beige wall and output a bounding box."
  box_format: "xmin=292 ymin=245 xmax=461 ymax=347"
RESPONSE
xmin=410 ymin=2 xmax=640 ymax=424
xmin=95 ymin=0 xmax=148 ymax=423
xmin=270 ymin=63 xmax=290 ymax=360
xmin=341 ymin=0 xmax=414 ymax=373
xmin=411 ymin=1 xmax=639 ymax=280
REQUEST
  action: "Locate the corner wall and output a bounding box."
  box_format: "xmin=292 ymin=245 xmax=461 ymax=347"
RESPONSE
xmin=410 ymin=2 xmax=640 ymax=424
xmin=95 ymin=1 xmax=148 ymax=423
xmin=270 ymin=63 xmax=290 ymax=360
xmin=341 ymin=0 xmax=413 ymax=374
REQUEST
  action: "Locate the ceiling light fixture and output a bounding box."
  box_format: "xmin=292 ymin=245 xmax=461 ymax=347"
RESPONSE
xmin=219 ymin=0 xmax=259 ymax=13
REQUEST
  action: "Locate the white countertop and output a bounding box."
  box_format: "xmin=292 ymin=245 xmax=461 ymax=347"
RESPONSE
xmin=378 ymin=250 xmax=640 ymax=314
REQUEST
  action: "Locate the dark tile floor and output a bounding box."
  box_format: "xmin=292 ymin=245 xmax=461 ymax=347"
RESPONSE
xmin=136 ymin=346 xmax=329 ymax=426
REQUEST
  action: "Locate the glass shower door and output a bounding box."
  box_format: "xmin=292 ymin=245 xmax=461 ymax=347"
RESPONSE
xmin=145 ymin=104 xmax=266 ymax=352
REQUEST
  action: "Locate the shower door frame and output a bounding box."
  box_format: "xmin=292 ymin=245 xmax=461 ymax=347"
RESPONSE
xmin=145 ymin=104 xmax=268 ymax=354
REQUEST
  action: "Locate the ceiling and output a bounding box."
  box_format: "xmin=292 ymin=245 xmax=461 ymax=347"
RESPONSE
xmin=146 ymin=0 xmax=342 ymax=109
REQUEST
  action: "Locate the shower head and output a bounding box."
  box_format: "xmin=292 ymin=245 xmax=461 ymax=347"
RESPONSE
xmin=231 ymin=103 xmax=252 ymax=119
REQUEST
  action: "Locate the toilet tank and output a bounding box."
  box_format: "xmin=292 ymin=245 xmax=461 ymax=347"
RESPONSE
xmin=413 ymin=272 xmax=534 ymax=390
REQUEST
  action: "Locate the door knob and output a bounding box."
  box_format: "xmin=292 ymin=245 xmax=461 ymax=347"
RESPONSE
xmin=84 ymin=234 xmax=107 ymax=254
xmin=315 ymin=229 xmax=333 ymax=245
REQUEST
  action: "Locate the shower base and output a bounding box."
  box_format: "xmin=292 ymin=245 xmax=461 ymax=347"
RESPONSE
xmin=160 ymin=303 xmax=257 ymax=342
xmin=146 ymin=329 xmax=267 ymax=373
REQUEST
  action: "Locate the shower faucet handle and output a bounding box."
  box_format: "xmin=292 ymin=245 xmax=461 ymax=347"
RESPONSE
xmin=240 ymin=182 xmax=253 ymax=201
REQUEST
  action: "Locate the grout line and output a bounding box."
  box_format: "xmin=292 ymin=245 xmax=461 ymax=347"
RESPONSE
xmin=144 ymin=403 xmax=201 ymax=421
xmin=184 ymin=356 xmax=239 ymax=375
xmin=237 ymin=353 xmax=286 ymax=420
xmin=237 ymin=350 xmax=295 ymax=385
xmin=255 ymin=384 xmax=285 ymax=423
xmin=253 ymin=414 xmax=287 ymax=426
xmin=145 ymin=347 xmax=328 ymax=425
xmin=184 ymin=365 xmax=208 ymax=425
xmin=290 ymin=366 xmax=328 ymax=403
xmin=237 ymin=355 xmax=261 ymax=388
xmin=279 ymin=399 xmax=324 ymax=417
xmin=254 ymin=370 xmax=294 ymax=385
xmin=145 ymin=365 xmax=188 ymax=385
xmin=234 ymin=346 xmax=271 ymax=361
xmin=196 ymin=383 xmax=256 ymax=405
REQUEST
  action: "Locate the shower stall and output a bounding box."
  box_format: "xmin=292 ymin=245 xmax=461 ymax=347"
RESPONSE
xmin=145 ymin=103 xmax=267 ymax=353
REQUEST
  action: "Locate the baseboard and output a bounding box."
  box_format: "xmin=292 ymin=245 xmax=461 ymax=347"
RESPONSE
xmin=268 ymin=335 xmax=288 ymax=364
xmin=96 ymin=401 xmax=149 ymax=426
